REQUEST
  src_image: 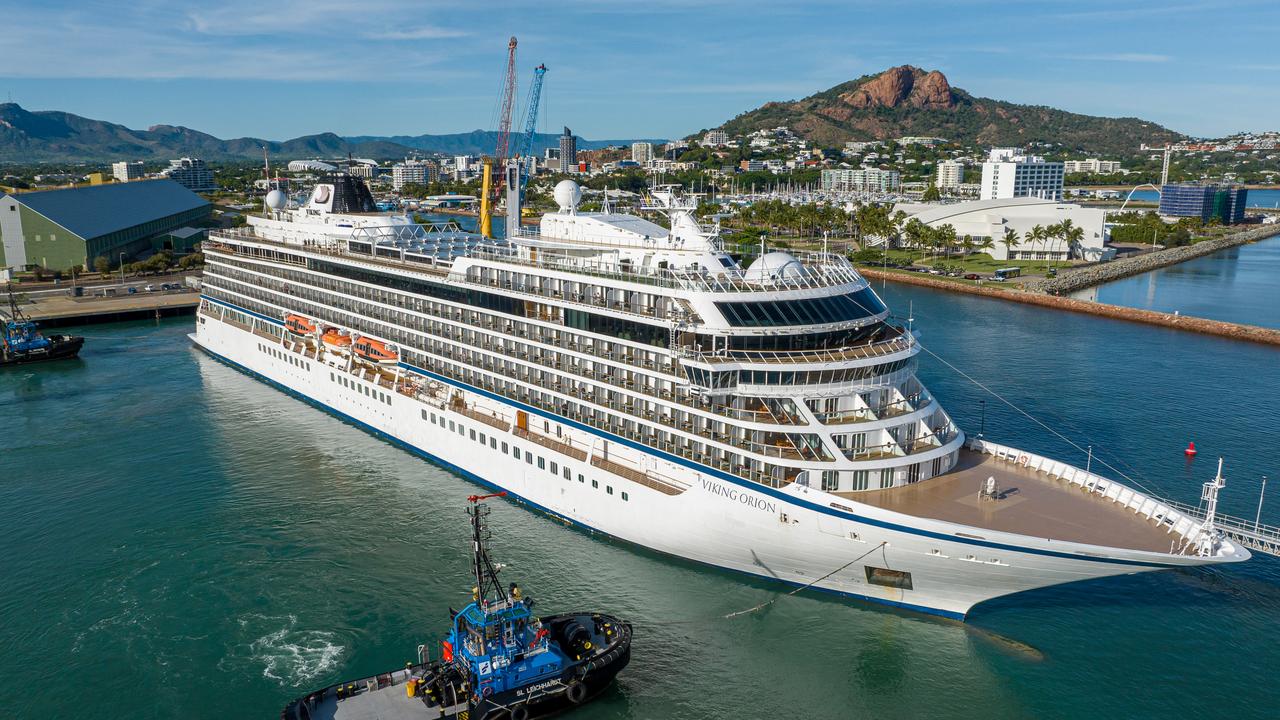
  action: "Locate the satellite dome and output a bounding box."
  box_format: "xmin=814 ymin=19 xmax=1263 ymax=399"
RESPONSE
xmin=553 ymin=179 xmax=582 ymax=212
xmin=743 ymin=251 xmax=805 ymax=283
xmin=265 ymin=189 xmax=288 ymax=210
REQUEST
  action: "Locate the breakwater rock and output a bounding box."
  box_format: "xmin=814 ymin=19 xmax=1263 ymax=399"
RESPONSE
xmin=1025 ymin=225 xmax=1279 ymax=295
xmin=859 ymin=268 xmax=1280 ymax=348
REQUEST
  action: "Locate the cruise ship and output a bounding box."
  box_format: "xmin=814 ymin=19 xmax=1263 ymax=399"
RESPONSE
xmin=192 ymin=172 xmax=1256 ymax=619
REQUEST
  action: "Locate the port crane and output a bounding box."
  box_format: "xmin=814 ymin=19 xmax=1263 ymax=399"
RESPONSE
xmin=480 ymin=36 xmax=519 ymax=238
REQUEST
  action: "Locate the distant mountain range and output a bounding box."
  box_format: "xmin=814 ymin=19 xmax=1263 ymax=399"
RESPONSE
xmin=715 ymin=66 xmax=1185 ymax=156
xmin=0 ymin=103 xmax=661 ymax=163
xmin=345 ymin=130 xmax=667 ymax=157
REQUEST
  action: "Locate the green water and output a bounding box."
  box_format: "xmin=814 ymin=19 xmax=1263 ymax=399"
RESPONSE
xmin=3 ymin=283 xmax=1279 ymax=719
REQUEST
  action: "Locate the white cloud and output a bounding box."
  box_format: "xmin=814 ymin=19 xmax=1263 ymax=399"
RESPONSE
xmin=367 ymin=26 xmax=470 ymax=40
xmin=1061 ymin=53 xmax=1172 ymax=64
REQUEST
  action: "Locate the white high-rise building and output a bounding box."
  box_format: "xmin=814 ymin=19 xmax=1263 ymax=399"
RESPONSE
xmin=1062 ymin=159 xmax=1123 ymax=174
xmin=703 ymin=130 xmax=729 ymax=147
xmin=112 ymin=161 xmax=144 ymax=183
xmin=820 ymin=168 xmax=901 ymax=193
xmin=160 ymin=157 xmax=216 ymax=192
xmin=980 ymin=149 xmax=1063 ymax=201
xmin=631 ymin=142 xmax=654 ymax=165
xmin=392 ymin=160 xmax=437 ymax=190
xmin=935 ymin=160 xmax=965 ymax=189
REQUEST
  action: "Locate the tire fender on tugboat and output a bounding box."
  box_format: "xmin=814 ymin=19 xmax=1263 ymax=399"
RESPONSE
xmin=565 ymin=680 xmax=587 ymax=704
xmin=511 ymin=704 xmax=530 ymax=720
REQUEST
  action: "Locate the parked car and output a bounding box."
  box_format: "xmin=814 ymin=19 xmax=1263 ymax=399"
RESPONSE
xmin=964 ymin=273 xmax=981 ymax=280
xmin=143 ymin=284 xmax=156 ymax=292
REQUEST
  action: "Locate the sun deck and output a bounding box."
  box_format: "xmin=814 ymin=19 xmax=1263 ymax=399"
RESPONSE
xmin=847 ymin=450 xmax=1188 ymax=554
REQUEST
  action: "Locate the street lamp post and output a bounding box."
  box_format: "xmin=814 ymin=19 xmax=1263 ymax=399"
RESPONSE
xmin=119 ymin=252 xmax=126 ymax=285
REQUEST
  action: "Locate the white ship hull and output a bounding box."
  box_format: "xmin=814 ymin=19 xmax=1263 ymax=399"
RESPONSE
xmin=193 ymin=306 xmax=1241 ymax=619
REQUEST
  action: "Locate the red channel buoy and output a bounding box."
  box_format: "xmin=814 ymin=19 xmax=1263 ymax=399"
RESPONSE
xmin=1184 ymin=442 xmax=1198 ymax=457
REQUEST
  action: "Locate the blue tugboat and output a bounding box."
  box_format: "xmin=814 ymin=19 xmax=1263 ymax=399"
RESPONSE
xmin=1 ymin=284 xmax=83 ymax=367
xmin=282 ymin=493 xmax=632 ymax=720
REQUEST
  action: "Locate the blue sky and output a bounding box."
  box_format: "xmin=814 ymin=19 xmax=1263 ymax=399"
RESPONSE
xmin=0 ymin=0 xmax=1276 ymax=141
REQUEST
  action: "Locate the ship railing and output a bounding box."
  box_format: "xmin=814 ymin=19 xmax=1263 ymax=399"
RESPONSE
xmin=589 ymin=454 xmax=686 ymax=495
xmin=514 ymin=426 xmax=587 ymax=461
xmin=1159 ymin=498 xmax=1280 ymax=557
xmin=966 ymin=438 xmax=1210 ymax=553
xmin=466 ymin=244 xmax=867 ymax=294
xmin=681 ymin=333 xmax=912 ymax=366
xmin=817 ymin=392 xmax=931 ymax=425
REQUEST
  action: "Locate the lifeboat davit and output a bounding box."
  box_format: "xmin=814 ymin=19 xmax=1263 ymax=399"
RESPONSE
xmin=321 ymin=327 xmax=352 ymax=351
xmin=353 ymin=336 xmax=399 ymax=366
xmin=285 ymin=314 xmax=318 ymax=336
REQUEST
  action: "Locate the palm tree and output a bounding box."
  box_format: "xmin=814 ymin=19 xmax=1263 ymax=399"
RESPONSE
xmin=974 ymin=235 xmax=995 ymax=257
xmin=1061 ymin=220 xmax=1084 ymax=261
xmin=1000 ymin=227 xmax=1020 ymax=261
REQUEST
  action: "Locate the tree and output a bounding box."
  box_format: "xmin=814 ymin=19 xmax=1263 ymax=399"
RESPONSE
xmin=1000 ymin=227 xmax=1020 ymax=260
xmin=94 ymin=256 xmax=110 ymax=274
xmin=921 ymin=183 xmax=941 ymax=202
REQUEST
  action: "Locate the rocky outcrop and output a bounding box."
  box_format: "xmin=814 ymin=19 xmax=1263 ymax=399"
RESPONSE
xmin=838 ymin=66 xmax=955 ymax=110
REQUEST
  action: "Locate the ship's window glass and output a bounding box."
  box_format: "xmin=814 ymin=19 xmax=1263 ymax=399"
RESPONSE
xmin=550 ymin=461 xmax=558 ymax=475
xmin=479 ymin=432 xmax=486 ymax=445
xmin=502 ymin=442 xmax=509 ymax=453
xmin=715 ymin=288 xmax=887 ymax=328
xmin=470 ymin=429 xmax=477 ymax=441
xmin=537 ymin=457 xmax=545 ymax=470
xmin=852 ymin=470 xmax=870 ymax=491
xmin=578 ymin=474 xmax=585 ymax=483
xmin=512 ymin=445 xmax=520 ymax=459
xmin=592 ymin=480 xmax=599 ymax=489
xmin=525 ymin=451 xmax=533 ymax=464
xmin=821 ymin=471 xmax=839 ymax=492
xmin=490 ymin=438 xmax=497 ymax=449
xmin=449 ymin=421 xmax=455 ymax=431
xmin=458 ymin=425 xmax=465 ymax=436
xmin=879 ymin=471 xmax=893 ymax=489
xmin=865 ymin=567 xmax=913 ymax=590
xmin=430 ymin=412 xmax=436 ymax=423
xmin=621 ymin=491 xmax=629 ymax=501
xmin=606 ymin=486 xmax=614 ymax=495
xmin=564 ymin=467 xmax=571 ymax=481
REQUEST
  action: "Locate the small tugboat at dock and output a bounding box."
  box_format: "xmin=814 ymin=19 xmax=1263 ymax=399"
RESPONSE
xmin=2 ymin=284 xmax=84 ymax=367
xmin=281 ymin=493 xmax=632 ymax=720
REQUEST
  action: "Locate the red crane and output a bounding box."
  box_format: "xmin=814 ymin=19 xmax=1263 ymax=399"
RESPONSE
xmin=492 ymin=36 xmax=519 ymax=199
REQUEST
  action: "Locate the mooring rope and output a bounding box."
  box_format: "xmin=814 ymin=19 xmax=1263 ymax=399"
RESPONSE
xmin=722 ymin=542 xmax=888 ymax=619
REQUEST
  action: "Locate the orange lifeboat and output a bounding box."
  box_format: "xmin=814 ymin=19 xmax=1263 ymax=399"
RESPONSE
xmin=285 ymin=314 xmax=318 ymax=336
xmin=321 ymin=327 xmax=352 ymax=351
xmin=352 ymin=336 xmax=399 ymax=365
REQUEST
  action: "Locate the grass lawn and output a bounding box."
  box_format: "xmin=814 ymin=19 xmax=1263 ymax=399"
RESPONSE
xmin=853 ymin=249 xmax=1073 ymax=276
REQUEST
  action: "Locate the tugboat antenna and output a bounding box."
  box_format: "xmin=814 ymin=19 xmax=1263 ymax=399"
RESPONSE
xmin=467 ymin=493 xmax=509 ymax=604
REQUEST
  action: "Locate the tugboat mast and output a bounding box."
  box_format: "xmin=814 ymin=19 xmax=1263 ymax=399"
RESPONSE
xmin=467 ymin=493 xmax=509 ymax=605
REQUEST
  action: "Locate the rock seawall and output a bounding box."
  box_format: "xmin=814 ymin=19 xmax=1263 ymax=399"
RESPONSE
xmin=1025 ymin=225 xmax=1279 ymax=294
xmin=859 ymin=269 xmax=1280 ymax=347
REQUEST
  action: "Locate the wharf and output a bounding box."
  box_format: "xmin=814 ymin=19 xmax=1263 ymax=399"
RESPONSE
xmin=0 ymin=290 xmax=199 ymax=327
xmin=860 ymin=268 xmax=1280 ymax=348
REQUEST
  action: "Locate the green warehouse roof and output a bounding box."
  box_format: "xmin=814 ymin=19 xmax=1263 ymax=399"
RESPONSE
xmin=9 ymin=180 xmax=210 ymax=241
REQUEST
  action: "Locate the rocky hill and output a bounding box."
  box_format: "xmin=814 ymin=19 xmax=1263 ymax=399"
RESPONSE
xmin=717 ymin=66 xmax=1183 ymax=155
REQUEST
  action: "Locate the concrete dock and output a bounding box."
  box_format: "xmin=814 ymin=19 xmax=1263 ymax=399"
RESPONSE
xmin=2 ymin=289 xmax=199 ymax=327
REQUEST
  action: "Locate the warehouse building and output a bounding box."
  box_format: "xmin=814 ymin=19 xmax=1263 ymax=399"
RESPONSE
xmin=0 ymin=179 xmax=211 ymax=272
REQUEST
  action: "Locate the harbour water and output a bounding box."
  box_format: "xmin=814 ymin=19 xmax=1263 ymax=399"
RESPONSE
xmin=4 ymin=284 xmax=1280 ymax=719
xmin=1071 ymin=233 xmax=1280 ymax=328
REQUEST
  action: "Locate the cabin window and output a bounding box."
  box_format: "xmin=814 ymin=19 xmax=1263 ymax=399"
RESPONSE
xmin=525 ymin=451 xmax=533 ymax=464
xmin=606 ymin=486 xmax=614 ymax=495
xmin=470 ymin=429 xmax=477 ymax=441
xmin=621 ymin=491 xmax=629 ymax=501
xmin=821 ymin=471 xmax=839 ymax=492
xmin=490 ymin=438 xmax=497 ymax=449
xmin=852 ymin=471 xmax=869 ymax=491
xmin=592 ymin=480 xmax=599 ymax=489
xmin=550 ymin=461 xmax=558 ymax=475
xmin=578 ymin=474 xmax=585 ymax=484
xmin=537 ymin=457 xmax=545 ymax=470
xmin=502 ymin=442 xmax=509 ymax=453
xmin=449 ymin=421 xmax=456 ymax=432
xmin=563 ymin=467 xmax=571 ymax=481
xmin=865 ymin=567 xmax=913 ymax=590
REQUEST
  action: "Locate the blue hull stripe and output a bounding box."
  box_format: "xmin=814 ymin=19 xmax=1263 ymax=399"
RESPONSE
xmin=201 ymin=295 xmax=1175 ymax=570
xmin=195 ymin=339 xmax=968 ymax=620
